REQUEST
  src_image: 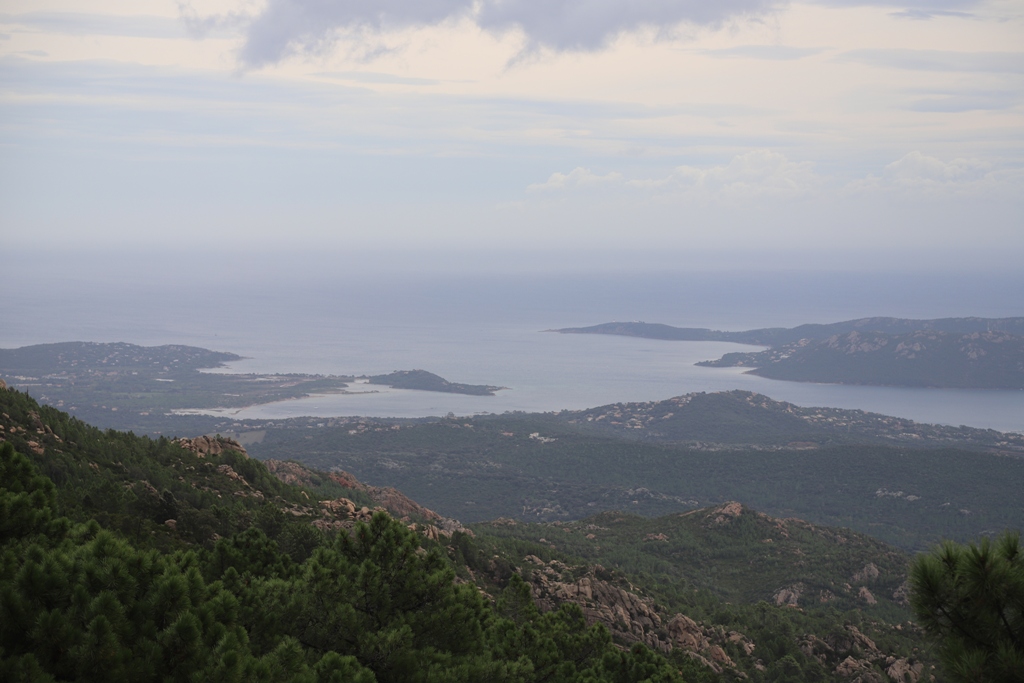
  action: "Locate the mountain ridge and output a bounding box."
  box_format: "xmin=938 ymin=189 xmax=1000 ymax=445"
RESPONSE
xmin=554 ymin=317 xmax=1024 ymax=389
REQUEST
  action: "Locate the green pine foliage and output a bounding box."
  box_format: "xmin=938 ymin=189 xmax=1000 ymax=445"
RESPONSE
xmin=910 ymin=532 xmax=1024 ymax=682
xmin=1 ymin=390 xmax=693 ymax=682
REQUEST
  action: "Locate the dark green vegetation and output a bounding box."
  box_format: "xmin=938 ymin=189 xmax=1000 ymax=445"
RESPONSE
xmin=476 ymin=506 xmax=911 ymax=614
xmin=0 ymin=342 xmax=502 ymax=434
xmin=910 ymin=532 xmax=1024 ymax=682
xmin=697 ymin=331 xmax=1024 ymax=390
xmin=555 ymin=391 xmax=1024 ymax=452
xmin=366 ymin=369 xmax=505 ymax=395
xmin=0 ymin=387 xmax=699 ymax=682
xmin=1 ymin=385 xmax=953 ymax=682
xmin=248 ymin=392 xmax=1024 ymax=552
xmin=2 ymin=385 xmax=958 ymax=683
xmin=557 ymin=318 xmax=1024 ymax=389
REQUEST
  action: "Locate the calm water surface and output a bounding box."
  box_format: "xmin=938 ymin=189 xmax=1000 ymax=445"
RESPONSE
xmin=3 ymin=265 xmax=1023 ymax=432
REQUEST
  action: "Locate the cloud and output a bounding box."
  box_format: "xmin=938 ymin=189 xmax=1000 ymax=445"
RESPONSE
xmin=907 ymin=89 xmax=1018 ymax=112
xmin=648 ymin=150 xmax=822 ymax=199
xmin=837 ymin=49 xmax=1024 ymax=73
xmin=701 ymin=45 xmax=825 ymax=60
xmin=849 ymin=152 xmax=1024 ymax=197
xmin=474 ymin=0 xmax=780 ymax=53
xmin=0 ymin=12 xmax=186 ymax=39
xmin=313 ymin=71 xmax=440 ymax=85
xmin=235 ymin=0 xmax=474 ymax=67
xmin=528 ymin=167 xmax=625 ymax=191
xmin=529 ymin=150 xmax=822 ymax=200
xmin=816 ymin=0 xmax=979 ymax=7
xmin=888 ymin=9 xmax=974 ymax=19
xmin=227 ymin=0 xmax=783 ymax=68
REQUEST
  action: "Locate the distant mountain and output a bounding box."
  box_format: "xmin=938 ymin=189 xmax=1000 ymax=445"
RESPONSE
xmin=554 ymin=316 xmax=1024 ymax=346
xmin=0 ymin=340 xmax=242 ymax=371
xmin=555 ymin=317 xmax=1024 ymax=389
xmin=698 ymin=330 xmax=1024 ymax=389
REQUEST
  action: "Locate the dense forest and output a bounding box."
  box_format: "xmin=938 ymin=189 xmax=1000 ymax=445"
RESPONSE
xmin=249 ymin=401 xmax=1024 ymax=551
xmin=0 ymin=385 xmax=959 ymax=682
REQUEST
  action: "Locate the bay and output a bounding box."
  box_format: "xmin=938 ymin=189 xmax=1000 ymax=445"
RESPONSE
xmin=2 ymin=256 xmax=1023 ymax=432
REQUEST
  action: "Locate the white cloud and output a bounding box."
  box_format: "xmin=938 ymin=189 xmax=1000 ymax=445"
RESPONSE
xmin=530 ymin=150 xmax=823 ymax=200
xmin=701 ymin=45 xmax=825 ymax=60
xmin=0 ymin=12 xmax=186 ymax=39
xmin=848 ymin=151 xmax=1024 ymax=197
xmin=837 ymin=49 xmax=1024 ymax=74
xmin=225 ymin=0 xmax=783 ymax=68
xmin=655 ymin=150 xmax=822 ymax=199
xmin=527 ymin=167 xmax=625 ymax=191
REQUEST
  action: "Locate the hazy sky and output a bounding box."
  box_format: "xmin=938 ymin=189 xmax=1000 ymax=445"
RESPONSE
xmin=1 ymin=0 xmax=1021 ymax=256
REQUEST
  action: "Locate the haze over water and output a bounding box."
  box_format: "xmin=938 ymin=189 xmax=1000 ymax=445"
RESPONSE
xmin=4 ymin=252 xmax=1023 ymax=433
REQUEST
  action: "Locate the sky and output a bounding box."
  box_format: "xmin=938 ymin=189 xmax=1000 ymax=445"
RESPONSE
xmin=0 ymin=0 xmax=1022 ymax=261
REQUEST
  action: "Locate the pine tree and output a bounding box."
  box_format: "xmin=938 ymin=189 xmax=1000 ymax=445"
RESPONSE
xmin=910 ymin=531 xmax=1024 ymax=682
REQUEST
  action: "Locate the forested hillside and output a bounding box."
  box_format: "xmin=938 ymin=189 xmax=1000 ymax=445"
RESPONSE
xmin=1 ymin=385 xmax=945 ymax=682
xmin=249 ymin=402 xmax=1024 ymax=551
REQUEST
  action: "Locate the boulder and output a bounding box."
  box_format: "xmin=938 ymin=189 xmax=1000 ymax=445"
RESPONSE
xmin=175 ymin=435 xmax=248 ymax=458
xmin=853 ymin=563 xmax=881 ymax=583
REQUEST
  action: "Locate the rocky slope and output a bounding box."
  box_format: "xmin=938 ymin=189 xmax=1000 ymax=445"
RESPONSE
xmin=471 ymin=502 xmax=938 ymax=681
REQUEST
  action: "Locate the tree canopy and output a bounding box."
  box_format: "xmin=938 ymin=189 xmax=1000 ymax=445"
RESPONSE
xmin=910 ymin=531 xmax=1024 ymax=682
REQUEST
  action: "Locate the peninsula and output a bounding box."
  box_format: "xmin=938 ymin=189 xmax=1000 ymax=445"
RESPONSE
xmin=0 ymin=341 xmax=506 ymax=433
xmin=555 ymin=317 xmax=1024 ymax=389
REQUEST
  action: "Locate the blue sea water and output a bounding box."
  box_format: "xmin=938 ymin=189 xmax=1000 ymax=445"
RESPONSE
xmin=3 ymin=253 xmax=1023 ymax=432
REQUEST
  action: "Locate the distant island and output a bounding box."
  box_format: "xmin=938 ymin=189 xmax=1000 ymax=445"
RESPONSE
xmin=555 ymin=317 xmax=1024 ymax=389
xmin=366 ymin=369 xmax=505 ymax=396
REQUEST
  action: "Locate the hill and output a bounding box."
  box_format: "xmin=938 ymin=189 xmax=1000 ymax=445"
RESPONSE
xmin=554 ymin=317 xmax=1024 ymax=389
xmin=247 ymin=393 xmax=1024 ymax=551
xmin=0 ymin=384 xmax=942 ymax=681
xmin=366 ymin=369 xmax=506 ymax=395
xmin=555 ymin=317 xmax=1024 ymax=347
xmin=697 ymin=330 xmax=1024 ymax=389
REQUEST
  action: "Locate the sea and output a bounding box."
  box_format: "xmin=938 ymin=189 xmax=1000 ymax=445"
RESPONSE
xmin=3 ymin=251 xmax=1023 ymax=432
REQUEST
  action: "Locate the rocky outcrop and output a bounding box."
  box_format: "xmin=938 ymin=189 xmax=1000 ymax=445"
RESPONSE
xmin=774 ymin=583 xmax=804 ymax=607
xmin=523 ymin=554 xmax=665 ymax=650
xmin=826 ymin=625 xmax=880 ymax=658
xmin=522 ymin=555 xmax=754 ymax=676
xmin=707 ymin=501 xmax=744 ymax=525
xmin=312 ymin=498 xmax=384 ymax=532
xmin=835 ymin=656 xmax=885 ymax=682
xmin=265 ymin=460 xmax=472 ymax=537
xmin=363 ymin=484 xmax=443 ymax=521
xmin=892 ymin=581 xmax=910 ymax=607
xmin=174 ymin=435 xmax=248 ymax=458
xmin=853 ymin=563 xmax=880 ymax=583
xmin=884 ymin=657 xmax=923 ymax=683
